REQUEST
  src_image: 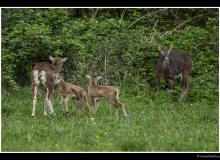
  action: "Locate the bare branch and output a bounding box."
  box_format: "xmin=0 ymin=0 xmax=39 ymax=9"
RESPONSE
xmin=92 ymin=8 xmax=99 ymax=18
xmin=128 ymin=8 xmax=167 ymax=29
xmin=160 ymin=13 xmax=211 ymax=38
xmin=119 ymin=9 xmax=126 ymax=23
xmin=150 ymin=19 xmax=159 ymax=43
xmin=104 ymin=48 xmax=108 ymax=85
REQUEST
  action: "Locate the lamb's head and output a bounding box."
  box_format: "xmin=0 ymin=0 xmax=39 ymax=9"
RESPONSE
xmin=53 ymin=73 xmax=61 ymax=85
xmin=86 ymin=74 xmax=102 ymax=85
xmin=49 ymin=56 xmax=67 ymax=72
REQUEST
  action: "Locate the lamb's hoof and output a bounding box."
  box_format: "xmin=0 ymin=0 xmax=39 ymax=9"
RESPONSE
xmin=31 ymin=114 xmax=35 ymax=117
xmin=50 ymin=112 xmax=56 ymax=116
xmin=179 ymin=96 xmax=185 ymax=101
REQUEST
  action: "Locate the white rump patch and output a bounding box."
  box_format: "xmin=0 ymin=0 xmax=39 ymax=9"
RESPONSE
xmin=33 ymin=70 xmax=40 ymax=85
xmin=174 ymin=73 xmax=183 ymax=81
xmin=70 ymin=94 xmax=77 ymax=98
xmin=45 ymin=88 xmax=49 ymax=101
xmin=39 ymin=71 xmax=47 ymax=86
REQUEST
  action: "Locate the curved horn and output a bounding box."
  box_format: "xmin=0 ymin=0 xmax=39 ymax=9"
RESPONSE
xmin=158 ymin=46 xmax=164 ymax=55
xmin=167 ymin=47 xmax=172 ymax=55
xmin=158 ymin=46 xmax=162 ymax=51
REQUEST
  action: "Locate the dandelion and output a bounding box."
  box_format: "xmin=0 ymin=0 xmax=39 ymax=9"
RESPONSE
xmin=27 ymin=134 xmax=32 ymax=142
xmin=95 ymin=135 xmax=100 ymax=143
xmin=90 ymin=117 xmax=96 ymax=125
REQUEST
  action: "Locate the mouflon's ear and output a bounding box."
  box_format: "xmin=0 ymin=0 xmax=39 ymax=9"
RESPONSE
xmin=86 ymin=75 xmax=91 ymax=79
xmin=97 ymin=76 xmax=102 ymax=80
xmin=62 ymin=57 xmax=67 ymax=62
xmin=49 ymin=56 xmax=54 ymax=62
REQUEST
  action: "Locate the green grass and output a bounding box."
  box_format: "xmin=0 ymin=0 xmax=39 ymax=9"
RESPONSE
xmin=1 ymin=87 xmax=219 ymax=151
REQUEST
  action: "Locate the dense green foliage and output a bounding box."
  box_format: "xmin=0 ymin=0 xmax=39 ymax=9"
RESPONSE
xmin=2 ymin=8 xmax=218 ymax=102
xmin=2 ymin=87 xmax=218 ymax=151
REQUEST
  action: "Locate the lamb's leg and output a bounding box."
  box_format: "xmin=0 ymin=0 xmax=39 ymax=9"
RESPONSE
xmin=46 ymin=87 xmax=55 ymax=115
xmin=179 ymin=72 xmax=189 ymax=101
xmin=85 ymin=97 xmax=92 ymax=113
xmin=31 ymin=85 xmax=38 ymax=117
xmin=86 ymin=102 xmax=92 ymax=113
xmin=74 ymin=99 xmax=81 ymax=116
xmin=93 ymin=98 xmax=100 ymax=113
xmin=44 ymin=92 xmax=53 ymax=116
xmin=168 ymin=79 xmax=174 ymax=94
xmin=111 ymin=99 xmax=119 ymax=118
xmin=43 ymin=98 xmax=48 ymax=116
xmin=76 ymin=97 xmax=90 ymax=114
xmin=60 ymin=95 xmax=69 ymax=112
xmin=112 ymin=98 xmax=127 ymax=117
xmin=82 ymin=96 xmax=92 ymax=113
xmin=156 ymin=77 xmax=161 ymax=90
xmin=110 ymin=91 xmax=127 ymax=117
xmin=89 ymin=97 xmax=97 ymax=114
xmin=60 ymin=95 xmax=65 ymax=112
xmin=61 ymin=95 xmax=69 ymax=113
xmin=120 ymin=103 xmax=127 ymax=117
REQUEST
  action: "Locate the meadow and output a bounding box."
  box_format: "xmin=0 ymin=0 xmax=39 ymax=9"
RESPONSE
xmin=2 ymin=86 xmax=218 ymax=151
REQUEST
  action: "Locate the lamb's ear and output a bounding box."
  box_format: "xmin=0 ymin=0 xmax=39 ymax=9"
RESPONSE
xmin=97 ymin=76 xmax=102 ymax=80
xmin=86 ymin=75 xmax=91 ymax=79
xmin=62 ymin=57 xmax=67 ymax=62
xmin=49 ymin=56 xmax=54 ymax=62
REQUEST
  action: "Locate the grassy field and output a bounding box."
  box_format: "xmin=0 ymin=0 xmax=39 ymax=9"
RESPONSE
xmin=1 ymin=86 xmax=219 ymax=152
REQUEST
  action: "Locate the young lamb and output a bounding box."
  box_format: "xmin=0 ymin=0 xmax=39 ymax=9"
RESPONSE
xmin=87 ymin=74 xmax=127 ymax=117
xmin=56 ymin=75 xmax=90 ymax=114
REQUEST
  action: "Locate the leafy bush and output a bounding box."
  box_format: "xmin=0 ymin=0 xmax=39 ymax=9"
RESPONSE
xmin=2 ymin=8 xmax=218 ymax=103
